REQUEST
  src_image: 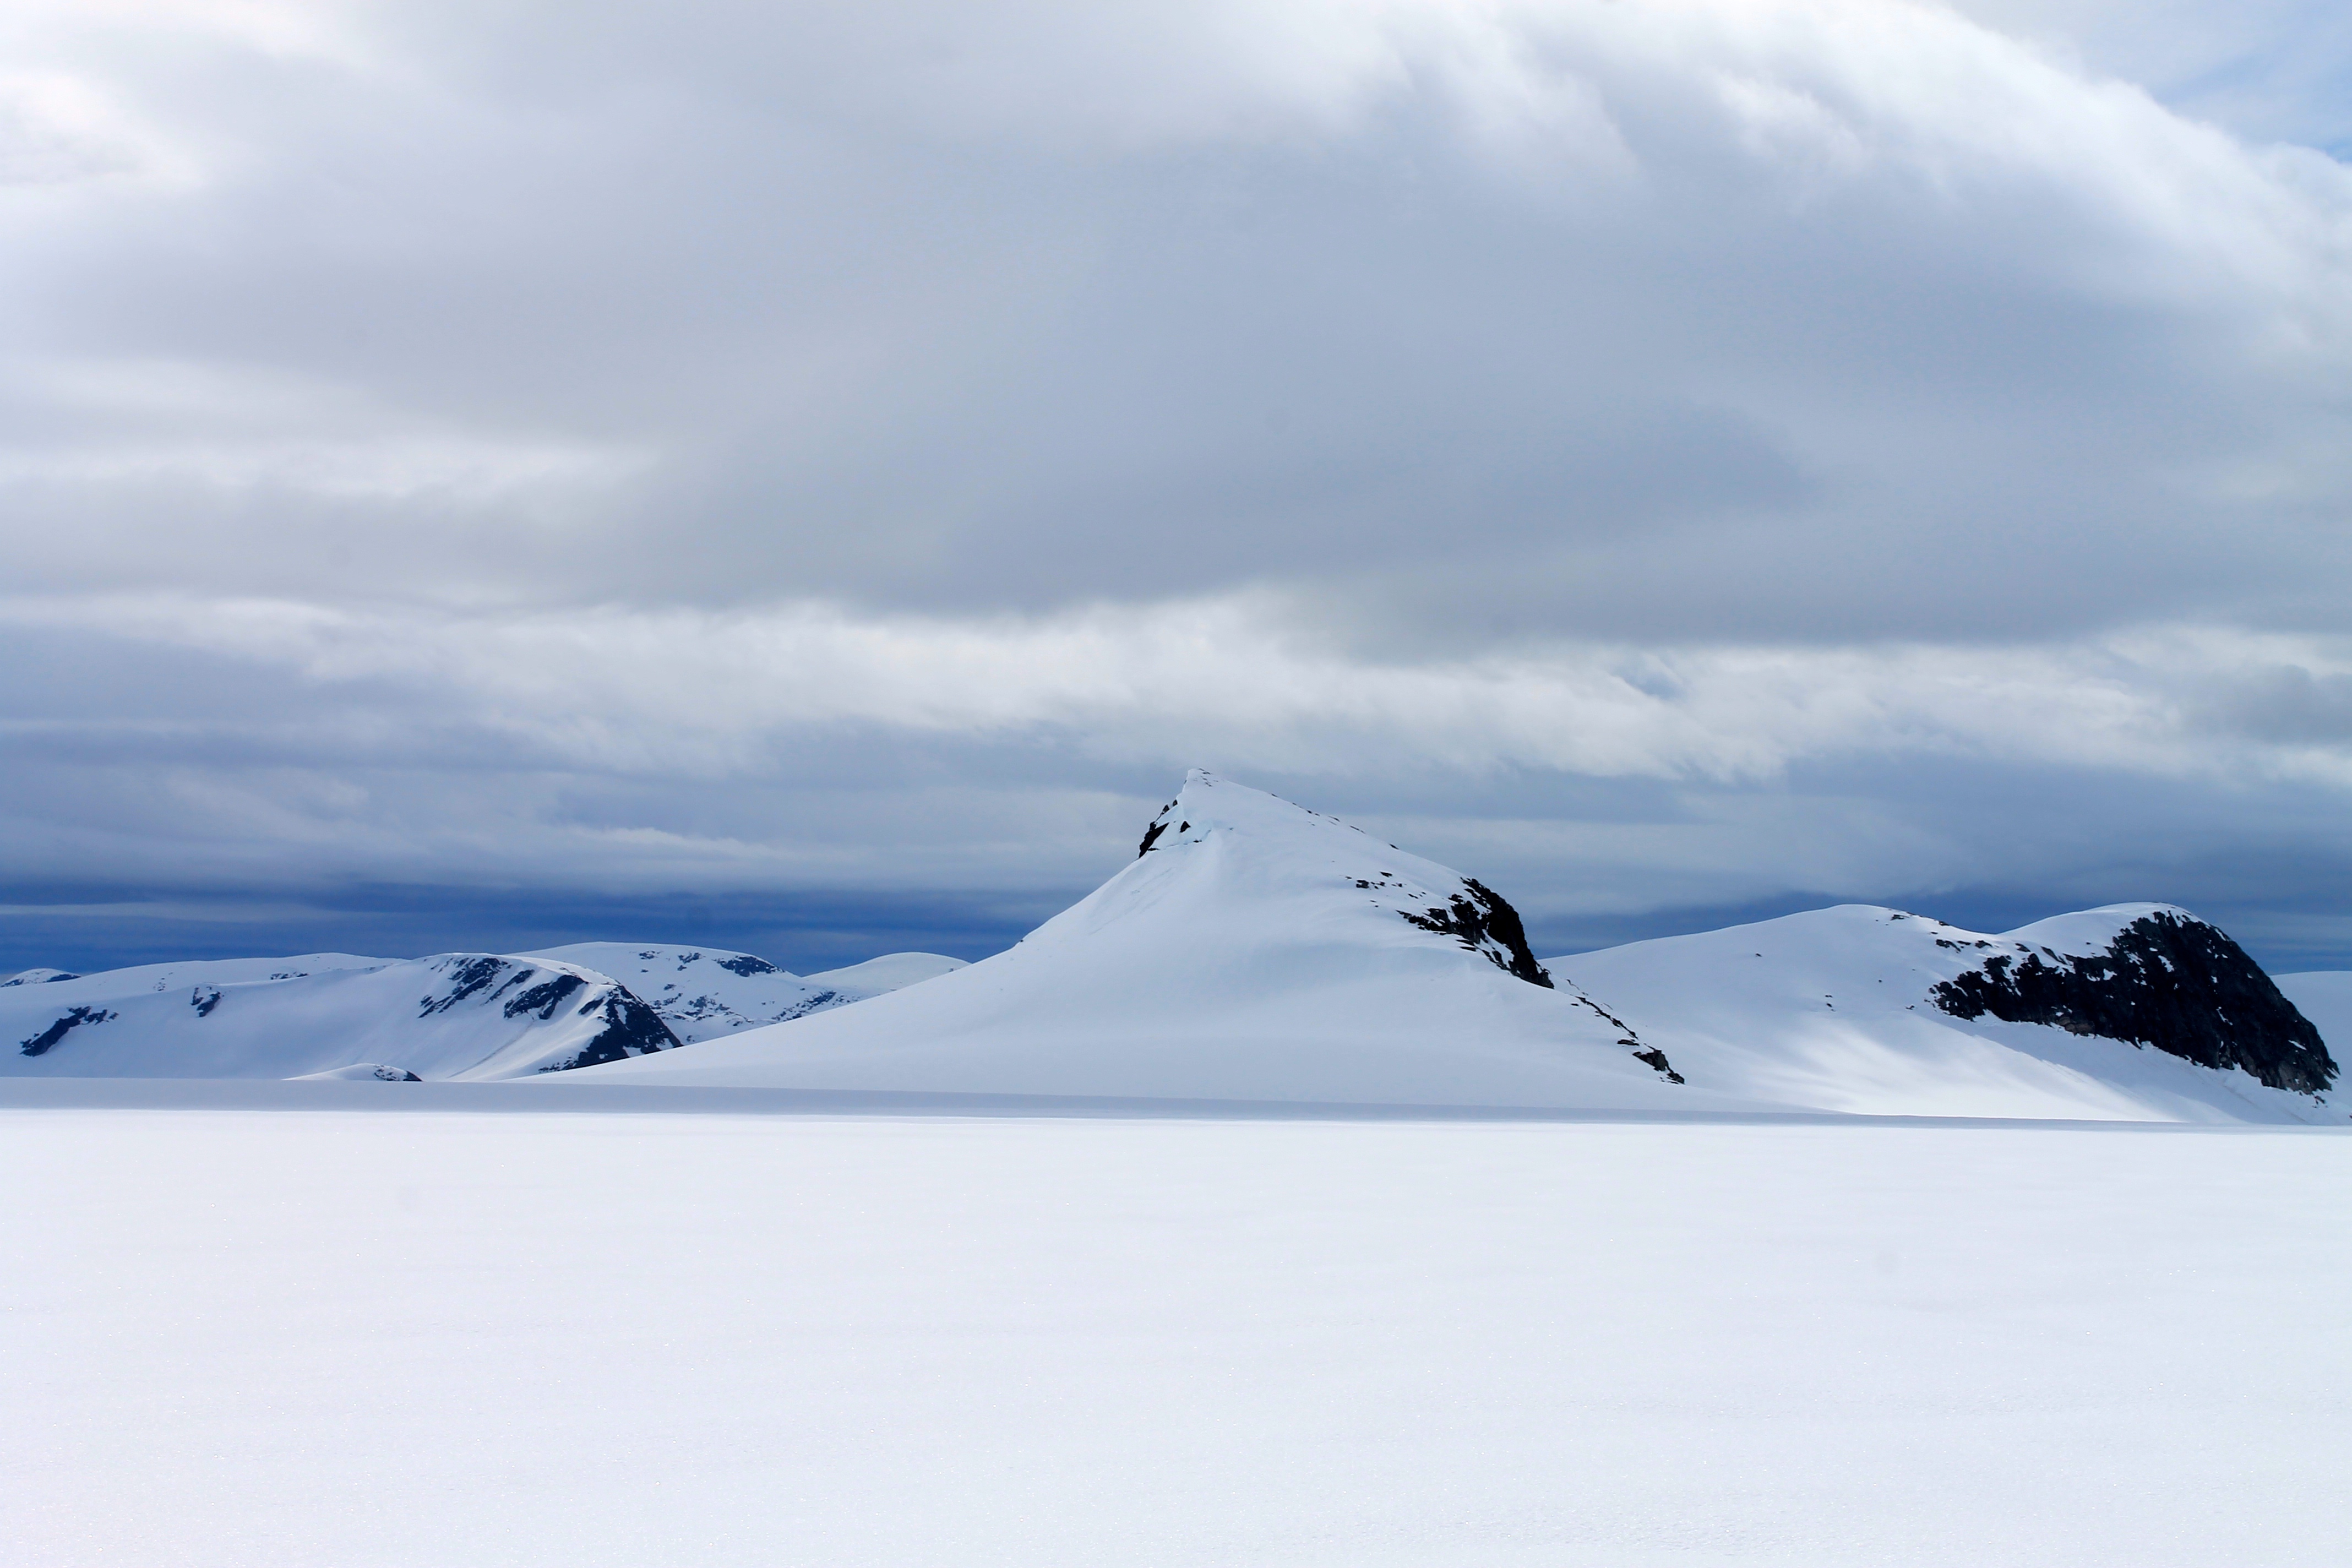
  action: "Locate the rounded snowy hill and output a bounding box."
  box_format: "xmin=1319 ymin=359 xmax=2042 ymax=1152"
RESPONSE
xmin=1552 ymin=904 xmax=2338 ymax=1123
xmin=571 ymin=771 xmax=1705 ymax=1108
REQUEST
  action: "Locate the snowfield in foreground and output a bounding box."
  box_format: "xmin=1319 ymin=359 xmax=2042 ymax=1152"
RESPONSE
xmin=8 ymin=1095 xmax=2348 ymax=1567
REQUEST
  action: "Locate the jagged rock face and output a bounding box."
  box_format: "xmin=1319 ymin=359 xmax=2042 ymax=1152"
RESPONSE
xmin=545 ymin=991 xmax=680 ymax=1071
xmin=19 ymin=1005 xmax=115 ymax=1057
xmin=407 ymin=955 xmax=682 ymax=1070
xmin=1931 ymin=910 xmax=2335 ymax=1095
xmin=1398 ymin=878 xmax=1554 ymax=989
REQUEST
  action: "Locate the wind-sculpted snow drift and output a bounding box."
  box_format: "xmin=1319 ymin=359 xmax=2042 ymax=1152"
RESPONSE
xmin=575 ymin=770 xmax=1698 ymax=1106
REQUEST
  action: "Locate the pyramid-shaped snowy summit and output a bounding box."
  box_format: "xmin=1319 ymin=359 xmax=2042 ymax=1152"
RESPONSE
xmin=578 ymin=770 xmax=1704 ymax=1107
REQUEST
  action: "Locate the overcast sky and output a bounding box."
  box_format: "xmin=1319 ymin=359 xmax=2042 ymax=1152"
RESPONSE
xmin=7 ymin=0 xmax=2352 ymax=974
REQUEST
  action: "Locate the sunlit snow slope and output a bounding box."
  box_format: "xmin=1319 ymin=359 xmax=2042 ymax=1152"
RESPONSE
xmin=2277 ymin=973 xmax=2352 ymax=1063
xmin=1 ymin=954 xmax=678 ymax=1080
xmin=574 ymin=771 xmax=1702 ymax=1106
xmin=1553 ymin=906 xmax=2339 ymax=1123
xmin=801 ymin=952 xmax=968 ymax=993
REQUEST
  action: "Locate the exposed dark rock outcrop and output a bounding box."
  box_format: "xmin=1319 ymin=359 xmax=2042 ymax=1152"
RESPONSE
xmin=418 ymin=956 xmax=522 ymax=1016
xmin=541 ymin=989 xmax=682 ymax=1071
xmin=1563 ymin=987 xmax=1684 ymax=1083
xmin=1399 ymin=878 xmax=1555 ymax=988
xmin=1630 ymin=1047 xmax=1685 ymax=1085
xmin=503 ymin=973 xmax=587 ymax=1021
xmin=1931 ymin=910 xmax=2335 ymax=1095
xmin=20 ymin=1005 xmax=115 ymax=1057
xmin=716 ymin=955 xmax=780 ymax=977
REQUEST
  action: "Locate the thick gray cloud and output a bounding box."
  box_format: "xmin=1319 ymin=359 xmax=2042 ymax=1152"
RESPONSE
xmin=5 ymin=1 xmax=2352 ymax=970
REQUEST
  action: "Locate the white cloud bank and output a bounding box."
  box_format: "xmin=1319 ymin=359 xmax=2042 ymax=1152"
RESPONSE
xmin=13 ymin=592 xmax=2352 ymax=787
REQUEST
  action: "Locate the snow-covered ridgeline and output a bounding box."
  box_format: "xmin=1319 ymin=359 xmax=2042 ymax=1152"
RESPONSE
xmin=0 ymin=952 xmax=677 ymax=1081
xmin=4 ymin=769 xmax=2335 ymax=1119
xmin=520 ymin=943 xmax=963 ymax=1043
xmin=2 ymin=946 xmax=967 ymax=1081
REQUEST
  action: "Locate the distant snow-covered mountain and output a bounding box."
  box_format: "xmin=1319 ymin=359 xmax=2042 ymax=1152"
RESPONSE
xmin=570 ymin=770 xmax=1704 ymax=1106
xmin=2 ymin=952 xmax=679 ymax=1080
xmin=573 ymin=772 xmax=2335 ymax=1123
xmin=7 ymin=767 xmax=2329 ymax=1122
xmin=2 ymin=943 xmax=970 ymax=1079
xmin=519 ymin=944 xmax=969 ymax=1043
xmin=520 ymin=944 xmax=850 ymax=1042
xmin=1551 ymin=905 xmax=2337 ymax=1121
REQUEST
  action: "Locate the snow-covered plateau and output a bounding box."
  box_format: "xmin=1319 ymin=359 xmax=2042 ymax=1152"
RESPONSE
xmin=6 ymin=1095 xmax=2347 ymax=1567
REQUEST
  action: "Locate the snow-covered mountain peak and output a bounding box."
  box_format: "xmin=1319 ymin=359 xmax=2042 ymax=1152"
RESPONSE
xmin=575 ymin=773 xmax=1690 ymax=1104
xmin=1134 ymin=768 xmax=1379 ymax=858
xmin=1125 ymin=772 xmax=1553 ymax=987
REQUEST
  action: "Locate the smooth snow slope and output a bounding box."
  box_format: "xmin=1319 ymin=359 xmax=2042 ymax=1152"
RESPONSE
xmin=1553 ymin=905 xmax=2338 ymax=1123
xmin=2277 ymin=972 xmax=2352 ymax=1058
xmin=0 ymin=952 xmax=678 ymax=1079
xmin=801 ymin=951 xmax=968 ymax=993
xmin=576 ymin=770 xmax=1704 ymax=1107
xmin=10 ymin=1102 xmax=2349 ymax=1568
